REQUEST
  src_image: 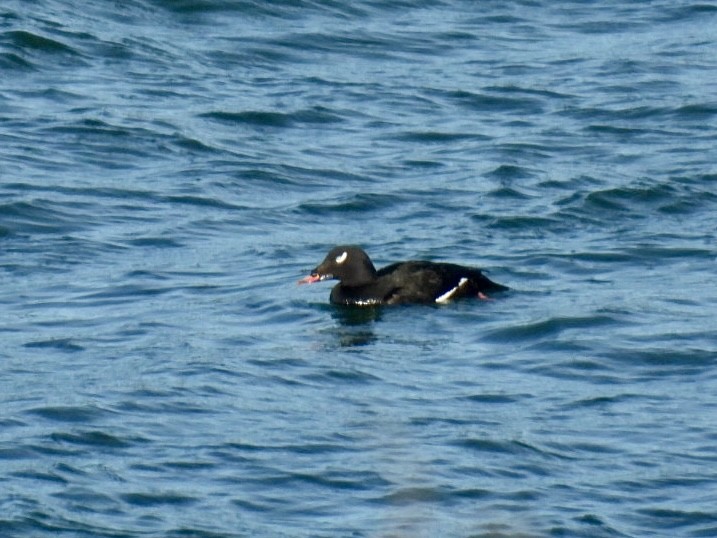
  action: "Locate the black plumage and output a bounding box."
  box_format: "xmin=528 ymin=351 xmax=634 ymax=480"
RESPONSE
xmin=299 ymin=246 xmax=508 ymax=306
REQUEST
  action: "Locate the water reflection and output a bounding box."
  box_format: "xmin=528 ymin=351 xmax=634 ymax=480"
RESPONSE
xmin=330 ymin=305 xmax=381 ymax=347
xmin=331 ymin=304 xmax=382 ymax=325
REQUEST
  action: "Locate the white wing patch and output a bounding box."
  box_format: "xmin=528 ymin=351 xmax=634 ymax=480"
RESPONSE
xmin=335 ymin=251 xmax=348 ymax=264
xmin=435 ymin=277 xmax=468 ymax=304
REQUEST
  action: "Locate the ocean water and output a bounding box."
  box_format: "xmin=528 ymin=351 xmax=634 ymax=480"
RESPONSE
xmin=2 ymin=1 xmax=717 ymax=536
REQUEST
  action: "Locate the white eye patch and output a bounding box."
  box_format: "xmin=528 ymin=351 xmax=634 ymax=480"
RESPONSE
xmin=335 ymin=251 xmax=348 ymax=264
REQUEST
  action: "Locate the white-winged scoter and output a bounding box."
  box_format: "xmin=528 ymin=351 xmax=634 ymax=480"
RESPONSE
xmin=298 ymin=245 xmax=508 ymax=306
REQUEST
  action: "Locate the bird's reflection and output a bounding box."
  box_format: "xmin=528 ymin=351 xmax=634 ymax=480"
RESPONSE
xmin=331 ymin=304 xmax=382 ymax=325
xmin=329 ymin=304 xmax=381 ymax=347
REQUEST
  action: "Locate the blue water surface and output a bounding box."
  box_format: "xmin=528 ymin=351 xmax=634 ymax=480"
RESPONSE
xmin=2 ymin=1 xmax=717 ymax=537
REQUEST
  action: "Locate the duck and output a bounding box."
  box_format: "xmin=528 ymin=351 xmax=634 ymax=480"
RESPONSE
xmin=298 ymin=245 xmax=508 ymax=306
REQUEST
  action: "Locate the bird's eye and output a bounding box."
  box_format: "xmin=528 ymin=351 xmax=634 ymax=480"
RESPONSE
xmin=335 ymin=251 xmax=348 ymax=264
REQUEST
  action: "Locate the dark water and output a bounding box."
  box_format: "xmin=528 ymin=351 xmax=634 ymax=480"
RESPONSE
xmin=2 ymin=1 xmax=717 ymax=536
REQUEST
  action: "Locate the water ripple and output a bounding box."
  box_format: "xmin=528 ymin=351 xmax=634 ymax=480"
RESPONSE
xmin=2 ymin=0 xmax=717 ymax=537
